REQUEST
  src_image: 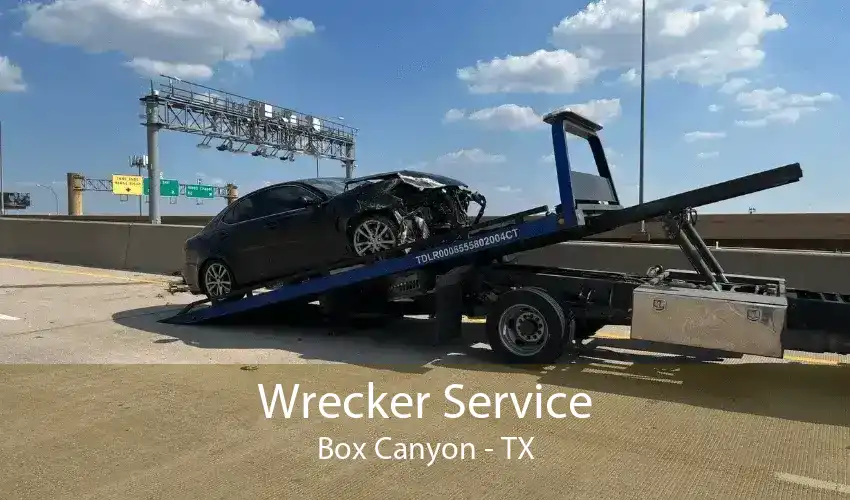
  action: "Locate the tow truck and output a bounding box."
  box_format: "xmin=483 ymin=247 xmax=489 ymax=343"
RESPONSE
xmin=164 ymin=107 xmax=850 ymax=364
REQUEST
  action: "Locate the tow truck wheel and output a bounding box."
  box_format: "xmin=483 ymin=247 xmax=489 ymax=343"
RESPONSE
xmin=485 ymin=287 xmax=573 ymax=364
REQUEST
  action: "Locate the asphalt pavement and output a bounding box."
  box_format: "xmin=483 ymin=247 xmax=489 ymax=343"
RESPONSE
xmin=0 ymin=257 xmax=848 ymax=499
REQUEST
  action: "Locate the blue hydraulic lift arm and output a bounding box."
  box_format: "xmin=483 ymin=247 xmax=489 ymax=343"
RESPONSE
xmin=163 ymin=109 xmax=802 ymax=325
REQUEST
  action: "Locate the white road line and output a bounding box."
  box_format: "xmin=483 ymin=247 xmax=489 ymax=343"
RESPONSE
xmin=775 ymin=472 xmax=850 ymax=495
xmin=0 ymin=313 xmax=21 ymax=321
xmin=581 ymin=367 xmax=684 ymax=384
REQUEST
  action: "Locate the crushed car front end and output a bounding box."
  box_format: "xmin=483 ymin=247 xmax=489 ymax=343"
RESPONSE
xmin=345 ymin=170 xmax=487 ymax=236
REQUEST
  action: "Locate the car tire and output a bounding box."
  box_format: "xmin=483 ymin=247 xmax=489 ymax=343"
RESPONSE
xmin=350 ymin=214 xmax=404 ymax=257
xmin=200 ymin=259 xmax=243 ymax=302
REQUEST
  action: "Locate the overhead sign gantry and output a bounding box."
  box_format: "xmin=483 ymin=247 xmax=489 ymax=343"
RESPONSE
xmin=138 ymin=75 xmax=358 ymax=224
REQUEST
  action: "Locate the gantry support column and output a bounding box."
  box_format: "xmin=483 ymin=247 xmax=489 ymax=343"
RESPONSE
xmin=66 ymin=172 xmax=84 ymax=216
xmin=225 ymin=184 xmax=239 ymax=205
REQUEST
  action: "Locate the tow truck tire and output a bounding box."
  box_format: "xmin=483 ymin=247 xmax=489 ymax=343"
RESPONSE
xmin=485 ymin=287 xmax=573 ymax=364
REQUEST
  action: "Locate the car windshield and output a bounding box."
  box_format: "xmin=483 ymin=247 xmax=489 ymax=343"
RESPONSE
xmin=300 ymin=178 xmax=348 ymax=197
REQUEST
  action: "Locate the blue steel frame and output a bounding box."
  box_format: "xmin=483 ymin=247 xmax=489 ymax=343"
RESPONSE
xmin=551 ymin=118 xmax=579 ymax=227
xmin=168 ymin=109 xmax=607 ymax=323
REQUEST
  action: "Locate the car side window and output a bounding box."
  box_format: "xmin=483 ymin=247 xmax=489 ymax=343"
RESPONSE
xmin=221 ymin=196 xmax=257 ymax=224
xmin=253 ymin=186 xmax=317 ymax=218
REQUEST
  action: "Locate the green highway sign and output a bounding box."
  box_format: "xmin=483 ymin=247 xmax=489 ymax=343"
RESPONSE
xmin=186 ymin=184 xmax=216 ymax=199
xmin=143 ymin=178 xmax=180 ymax=197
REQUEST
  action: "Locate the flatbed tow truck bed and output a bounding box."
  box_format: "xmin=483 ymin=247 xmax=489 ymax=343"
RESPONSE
xmin=164 ymin=108 xmax=850 ymax=364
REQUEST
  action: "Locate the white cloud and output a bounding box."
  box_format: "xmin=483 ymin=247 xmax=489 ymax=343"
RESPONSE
xmin=495 ymin=186 xmax=521 ymax=193
xmin=457 ymin=49 xmax=600 ymax=94
xmin=719 ymin=77 xmax=750 ymax=94
xmin=735 ymin=119 xmax=766 ymax=128
xmin=541 ymin=153 xmax=555 ymax=163
xmin=618 ymin=68 xmax=639 ymax=85
xmin=467 ymin=104 xmax=543 ymax=131
xmin=735 ymin=87 xmax=837 ymax=113
xmin=697 ymin=151 xmax=719 ymax=159
xmin=124 ymin=59 xmax=213 ymax=80
xmin=436 ymin=149 xmax=507 ymax=165
xmin=734 ymin=87 xmax=839 ymax=126
xmin=21 ymin=0 xmax=316 ymax=80
xmin=708 ymin=104 xmax=722 ymax=112
xmin=563 ymin=98 xmax=622 ymax=125
xmin=448 ymin=98 xmax=621 ymax=132
xmin=443 ymin=108 xmax=466 ymax=123
xmin=457 ymin=0 xmax=787 ymax=94
xmin=735 ymin=107 xmax=819 ymax=128
xmin=683 ymin=131 xmax=726 ymax=142
xmin=0 ymin=55 xmax=26 ymax=92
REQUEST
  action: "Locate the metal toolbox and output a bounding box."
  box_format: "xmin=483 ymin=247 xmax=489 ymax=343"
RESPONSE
xmin=631 ymin=281 xmax=788 ymax=358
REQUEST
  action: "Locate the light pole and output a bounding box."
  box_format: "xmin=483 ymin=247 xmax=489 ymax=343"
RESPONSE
xmin=638 ymin=0 xmax=647 ymax=234
xmin=35 ymin=183 xmax=59 ymax=215
xmin=0 ymin=120 xmax=5 ymax=217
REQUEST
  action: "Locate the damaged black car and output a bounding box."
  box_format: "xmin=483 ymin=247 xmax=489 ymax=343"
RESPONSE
xmin=182 ymin=170 xmax=486 ymax=299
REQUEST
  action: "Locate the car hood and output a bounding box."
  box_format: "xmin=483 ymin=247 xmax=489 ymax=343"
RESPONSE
xmin=346 ymin=170 xmax=469 ymax=192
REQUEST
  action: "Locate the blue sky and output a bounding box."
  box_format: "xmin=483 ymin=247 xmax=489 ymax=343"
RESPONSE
xmin=0 ymin=0 xmax=846 ymax=216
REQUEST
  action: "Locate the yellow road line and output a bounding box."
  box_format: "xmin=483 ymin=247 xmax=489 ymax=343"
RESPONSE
xmin=594 ymin=332 xmax=630 ymax=340
xmin=784 ymin=355 xmax=840 ymax=366
xmin=592 ymin=331 xmax=842 ymax=366
xmin=0 ymin=262 xmax=172 ymax=285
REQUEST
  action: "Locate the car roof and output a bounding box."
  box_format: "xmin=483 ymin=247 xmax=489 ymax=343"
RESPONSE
xmin=262 ymin=170 xmax=469 ymax=191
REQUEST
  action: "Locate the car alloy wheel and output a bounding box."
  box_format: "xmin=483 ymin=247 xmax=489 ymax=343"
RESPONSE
xmin=203 ymin=261 xmax=233 ymax=299
xmin=352 ymin=217 xmax=399 ymax=256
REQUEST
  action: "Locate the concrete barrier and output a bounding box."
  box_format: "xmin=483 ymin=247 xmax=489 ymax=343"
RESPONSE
xmin=516 ymin=242 xmax=850 ymax=293
xmin=3 ymin=214 xmax=214 ymax=226
xmin=1 ymin=217 xmax=848 ymax=293
xmin=0 ymin=218 xmax=133 ymax=270
xmin=124 ymin=223 xmax=201 ymax=274
xmin=0 ymin=218 xmax=199 ymax=275
xmin=6 ymin=212 xmax=850 ymax=250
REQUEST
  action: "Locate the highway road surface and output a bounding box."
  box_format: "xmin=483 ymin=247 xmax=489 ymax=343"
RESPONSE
xmin=0 ymin=257 xmax=848 ymax=499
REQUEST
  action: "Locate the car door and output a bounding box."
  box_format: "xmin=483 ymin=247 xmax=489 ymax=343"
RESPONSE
xmin=252 ymin=185 xmax=328 ymax=278
xmin=282 ymin=185 xmax=337 ymax=270
xmin=212 ymin=193 xmax=270 ymax=285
